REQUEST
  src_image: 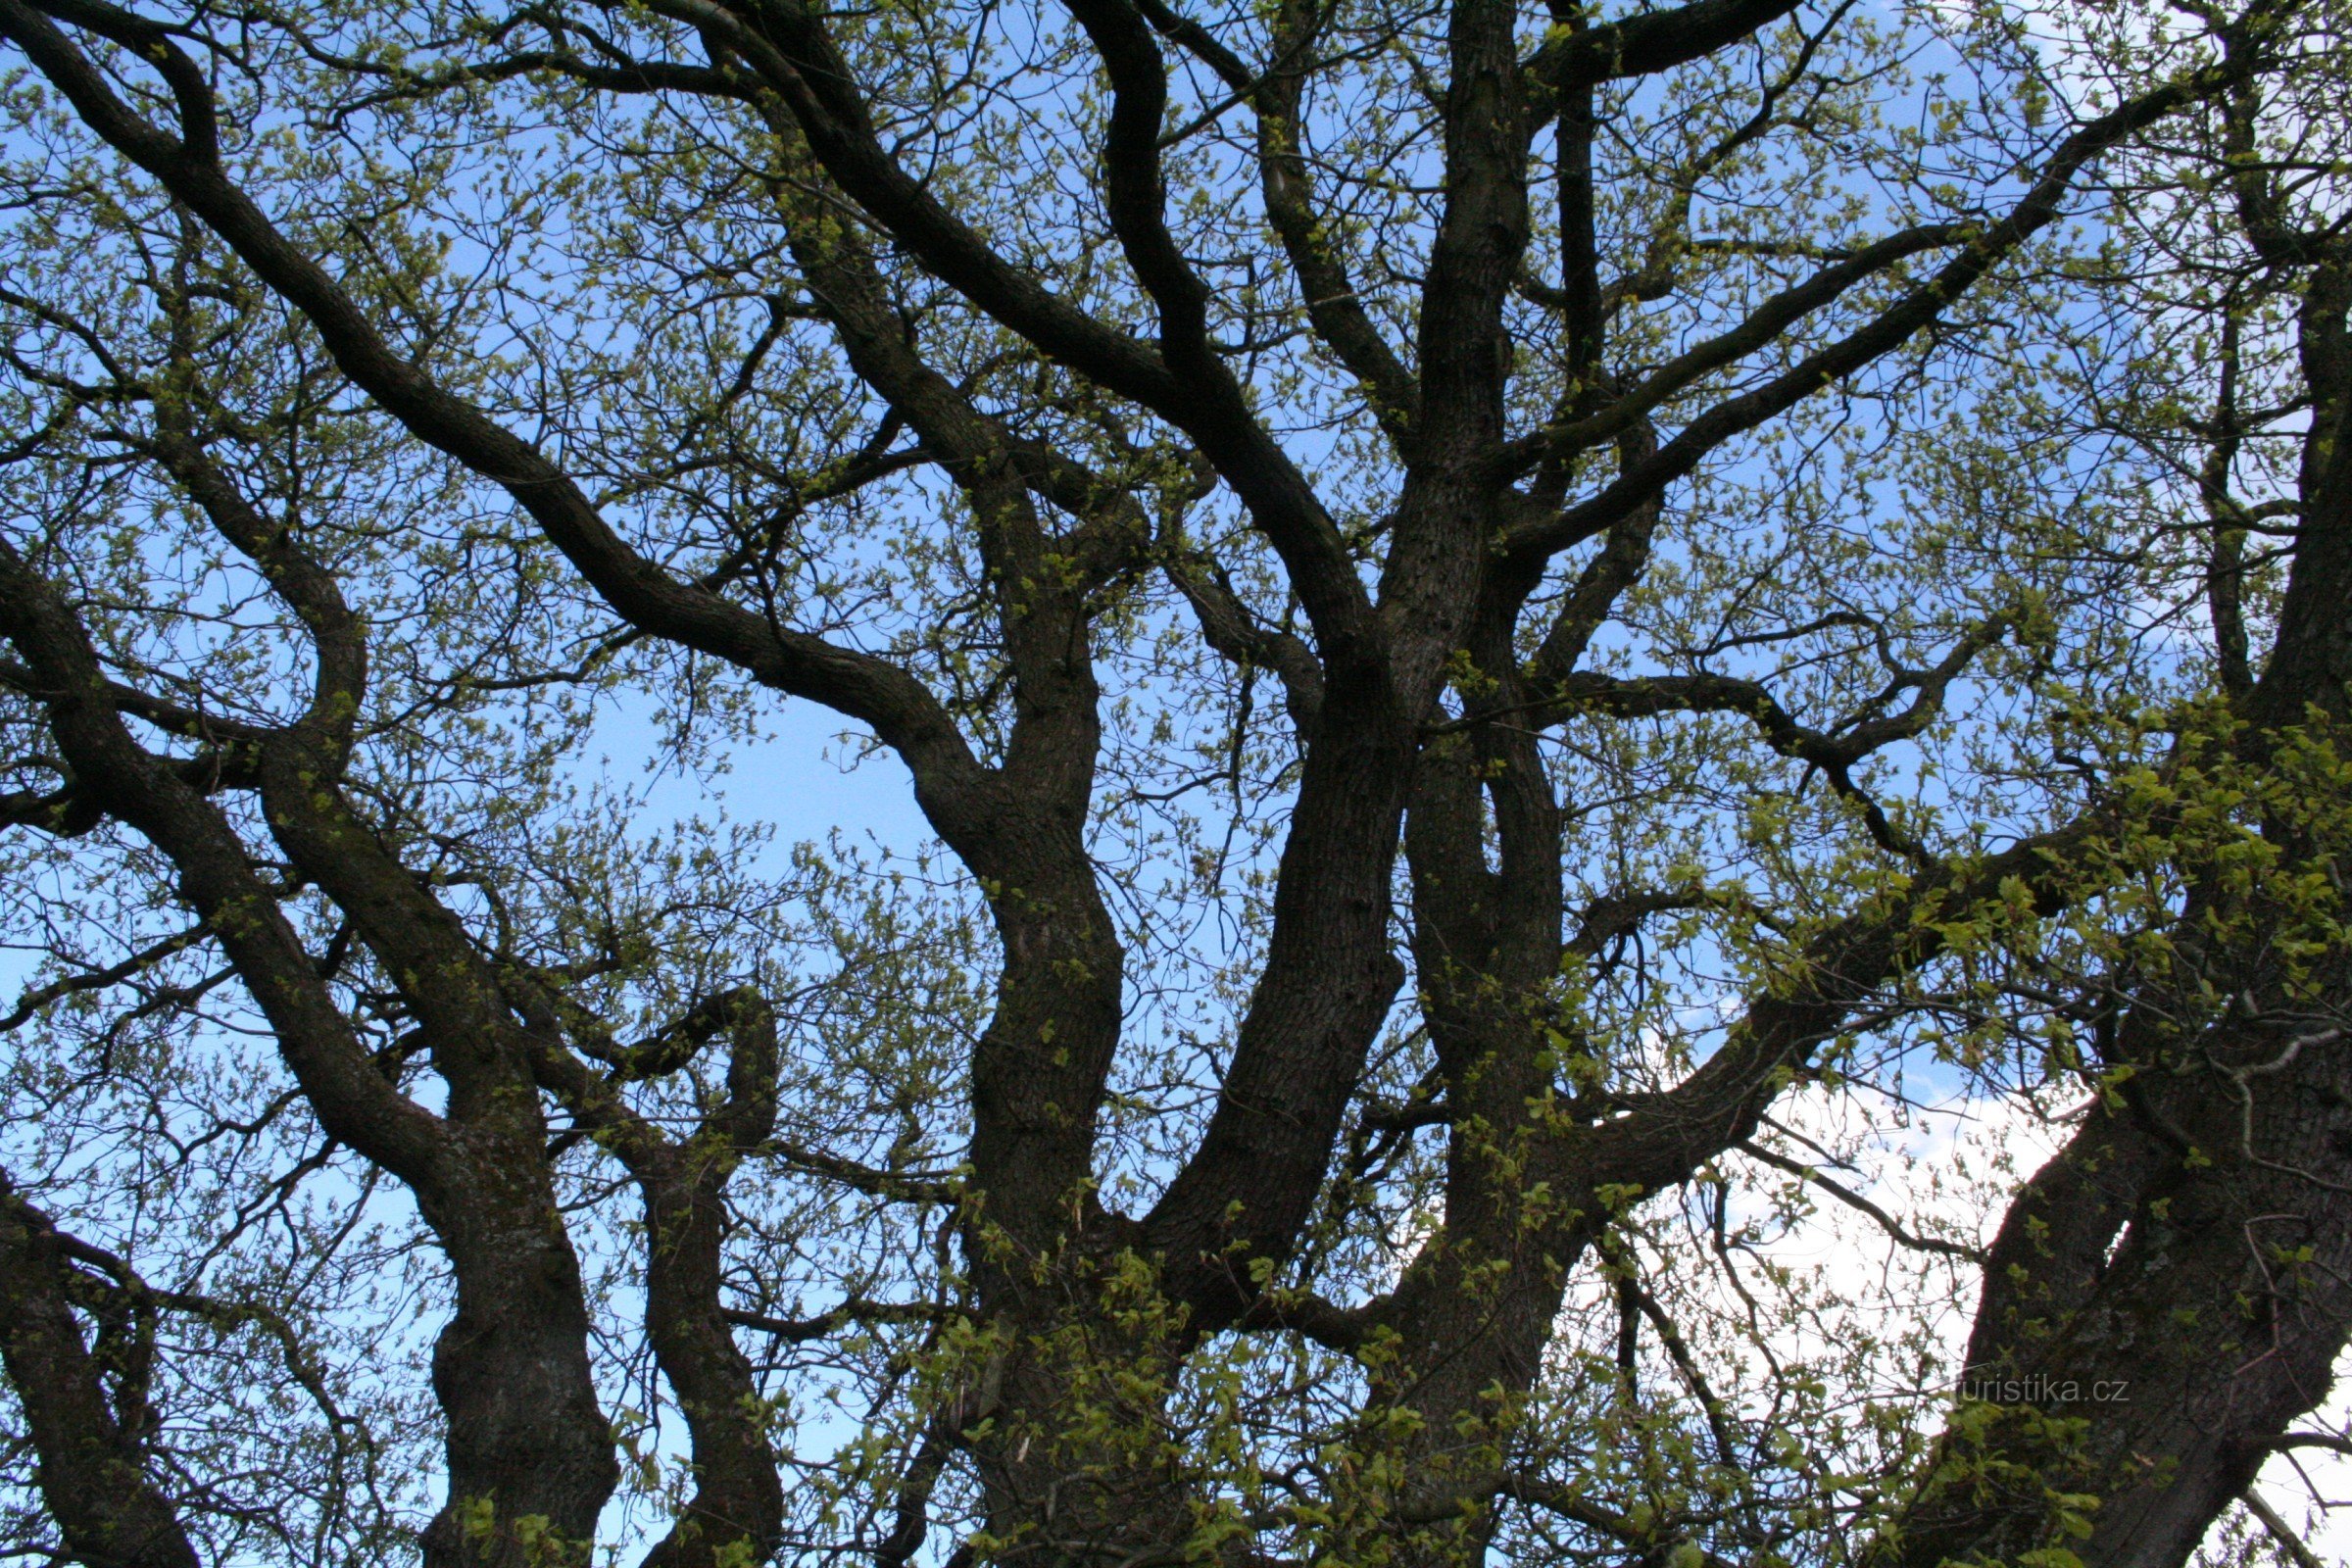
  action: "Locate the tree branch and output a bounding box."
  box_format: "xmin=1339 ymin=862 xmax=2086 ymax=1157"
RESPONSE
xmin=1500 ymin=69 xmax=2231 ymax=564
xmin=0 ymin=0 xmax=996 ymax=816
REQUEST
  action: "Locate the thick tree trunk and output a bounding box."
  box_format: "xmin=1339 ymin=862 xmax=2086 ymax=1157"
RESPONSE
xmin=253 ymin=753 xmax=621 ymax=1568
xmin=1879 ymin=1007 xmax=2352 ymax=1568
xmin=416 ymin=1173 xmax=621 ymax=1568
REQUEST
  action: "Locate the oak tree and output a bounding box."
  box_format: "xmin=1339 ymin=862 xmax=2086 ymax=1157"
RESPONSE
xmin=2 ymin=2 xmax=2351 ymax=1567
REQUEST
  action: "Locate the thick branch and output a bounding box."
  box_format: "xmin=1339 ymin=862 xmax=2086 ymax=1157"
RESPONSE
xmin=0 ymin=534 xmax=449 ymax=1188
xmin=661 ymin=0 xmax=1379 ymax=662
xmin=1139 ymin=0 xmax=1418 ymax=440
xmin=0 ymin=1172 xmax=200 ymax=1568
xmin=1502 ymin=220 xmax=1966 ymax=475
xmin=1526 ymin=0 xmax=1804 ymax=96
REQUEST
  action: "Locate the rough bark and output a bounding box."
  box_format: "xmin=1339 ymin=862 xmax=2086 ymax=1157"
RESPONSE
xmin=1 ymin=4 xmax=2342 ymax=1567
xmin=0 ymin=1176 xmax=200 ymax=1568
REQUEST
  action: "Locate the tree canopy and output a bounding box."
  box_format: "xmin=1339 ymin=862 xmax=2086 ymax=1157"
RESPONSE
xmin=3 ymin=1 xmax=2352 ymax=1566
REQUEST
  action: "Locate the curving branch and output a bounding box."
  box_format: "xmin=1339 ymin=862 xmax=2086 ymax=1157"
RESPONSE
xmin=0 ymin=1170 xmax=201 ymax=1568
xmin=526 ymin=987 xmax=785 ymax=1568
xmin=1165 ymin=545 xmax=1326 ymax=730
xmin=0 ymin=532 xmax=450 ymax=1187
xmin=0 ymin=0 xmax=996 ymax=822
xmin=645 ymin=0 xmax=1379 ymax=662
